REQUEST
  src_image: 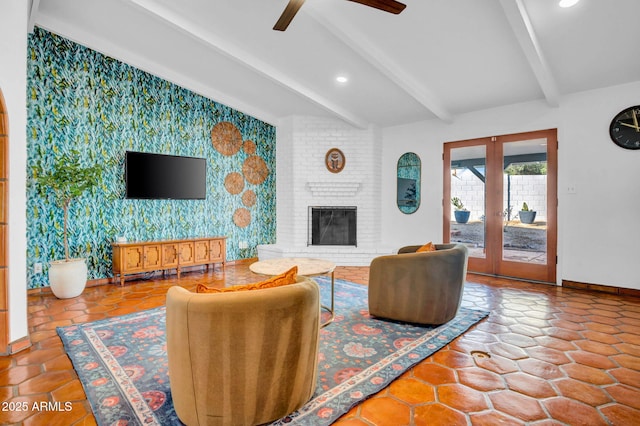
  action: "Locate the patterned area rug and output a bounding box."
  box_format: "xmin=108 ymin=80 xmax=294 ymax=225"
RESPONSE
xmin=58 ymin=277 xmax=488 ymax=425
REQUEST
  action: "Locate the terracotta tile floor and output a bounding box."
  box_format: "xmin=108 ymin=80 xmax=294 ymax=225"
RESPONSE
xmin=2 ymin=264 xmax=640 ymax=425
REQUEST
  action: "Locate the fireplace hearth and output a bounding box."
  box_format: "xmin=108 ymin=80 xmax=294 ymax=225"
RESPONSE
xmin=309 ymin=207 xmax=357 ymax=246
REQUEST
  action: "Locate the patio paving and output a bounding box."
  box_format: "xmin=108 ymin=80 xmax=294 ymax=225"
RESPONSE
xmin=451 ymin=220 xmax=547 ymax=264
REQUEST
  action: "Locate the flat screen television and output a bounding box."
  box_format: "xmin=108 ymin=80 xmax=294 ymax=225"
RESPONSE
xmin=125 ymin=151 xmax=206 ymax=200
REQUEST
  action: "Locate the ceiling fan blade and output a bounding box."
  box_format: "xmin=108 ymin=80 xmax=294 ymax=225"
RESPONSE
xmin=346 ymin=0 xmax=406 ymax=14
xmin=273 ymin=0 xmax=306 ymax=31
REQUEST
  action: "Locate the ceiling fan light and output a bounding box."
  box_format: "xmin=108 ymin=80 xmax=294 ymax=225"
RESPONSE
xmin=559 ymin=0 xmax=580 ymax=8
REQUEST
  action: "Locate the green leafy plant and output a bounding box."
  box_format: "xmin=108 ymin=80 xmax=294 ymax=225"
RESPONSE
xmin=451 ymin=197 xmax=467 ymax=211
xmin=504 ymin=163 xmax=547 ymax=175
xmin=521 ymin=202 xmax=530 ymax=211
xmin=36 ymin=154 xmax=102 ymax=261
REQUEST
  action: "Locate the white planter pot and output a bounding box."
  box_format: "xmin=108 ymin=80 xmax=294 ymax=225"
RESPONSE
xmin=49 ymin=258 xmax=88 ymax=299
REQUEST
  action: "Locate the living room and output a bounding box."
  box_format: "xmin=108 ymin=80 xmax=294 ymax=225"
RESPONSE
xmin=2 ymin=0 xmax=640 ymax=424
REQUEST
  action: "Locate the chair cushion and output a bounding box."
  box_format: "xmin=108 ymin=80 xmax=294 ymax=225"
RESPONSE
xmin=196 ymin=266 xmax=298 ymax=293
xmin=416 ymin=242 xmax=436 ymax=252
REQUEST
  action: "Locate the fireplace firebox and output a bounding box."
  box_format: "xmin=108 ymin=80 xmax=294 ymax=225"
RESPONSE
xmin=309 ymin=207 xmax=357 ymax=246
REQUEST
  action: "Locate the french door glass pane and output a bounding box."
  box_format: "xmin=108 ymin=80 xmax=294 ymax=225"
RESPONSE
xmin=502 ymin=139 xmax=547 ymax=264
xmin=450 ymin=145 xmax=486 ymax=259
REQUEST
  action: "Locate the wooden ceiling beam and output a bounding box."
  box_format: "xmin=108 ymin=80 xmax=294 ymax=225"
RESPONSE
xmin=28 ymin=0 xmax=41 ymax=33
xmin=126 ymin=0 xmax=370 ymax=128
xmin=499 ymin=0 xmax=560 ymax=107
xmin=307 ymin=2 xmax=453 ymax=123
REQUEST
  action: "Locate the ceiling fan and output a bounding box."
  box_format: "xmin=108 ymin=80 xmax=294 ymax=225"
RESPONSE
xmin=273 ymin=0 xmax=407 ymax=31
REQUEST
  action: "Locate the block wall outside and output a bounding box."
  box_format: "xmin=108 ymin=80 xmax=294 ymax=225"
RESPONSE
xmin=451 ymin=170 xmax=547 ymax=222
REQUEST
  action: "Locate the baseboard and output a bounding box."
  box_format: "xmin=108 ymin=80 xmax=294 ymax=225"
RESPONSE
xmin=562 ymin=280 xmax=640 ymax=298
xmin=257 ymin=244 xmax=395 ymax=266
xmin=0 ymin=335 xmax=31 ymax=355
xmin=105 ymin=258 xmax=257 ymax=285
xmin=229 ymin=257 xmax=258 ymax=265
xmin=28 ymin=258 xmax=259 ymax=294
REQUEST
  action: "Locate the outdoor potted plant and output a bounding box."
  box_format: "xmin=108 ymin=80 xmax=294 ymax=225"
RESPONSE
xmin=36 ymin=154 xmax=102 ymax=298
xmin=518 ymin=202 xmax=537 ymax=224
xmin=451 ymin=197 xmax=470 ymax=224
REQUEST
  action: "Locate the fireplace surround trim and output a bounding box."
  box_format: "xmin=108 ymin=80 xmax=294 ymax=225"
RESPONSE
xmin=305 ymin=182 xmax=361 ymax=197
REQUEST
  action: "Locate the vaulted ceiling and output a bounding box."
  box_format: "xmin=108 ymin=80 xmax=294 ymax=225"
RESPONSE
xmin=31 ymin=0 xmax=640 ymax=128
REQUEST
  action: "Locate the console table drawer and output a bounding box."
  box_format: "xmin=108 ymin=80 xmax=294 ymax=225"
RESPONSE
xmin=209 ymin=239 xmax=225 ymax=262
xmin=143 ymin=245 xmax=162 ymax=269
xmin=162 ymin=244 xmax=179 ymax=268
xmin=179 ymin=242 xmax=195 ymax=265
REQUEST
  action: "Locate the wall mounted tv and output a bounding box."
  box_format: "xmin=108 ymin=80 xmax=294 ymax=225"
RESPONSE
xmin=125 ymin=151 xmax=206 ymax=200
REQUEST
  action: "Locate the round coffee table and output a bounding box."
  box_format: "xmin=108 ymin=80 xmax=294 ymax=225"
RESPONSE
xmin=249 ymin=257 xmax=336 ymax=327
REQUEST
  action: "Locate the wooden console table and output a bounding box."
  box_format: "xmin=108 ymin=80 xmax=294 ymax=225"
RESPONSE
xmin=112 ymin=236 xmax=226 ymax=285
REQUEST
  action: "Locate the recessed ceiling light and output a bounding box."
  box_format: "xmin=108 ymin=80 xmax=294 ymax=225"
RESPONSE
xmin=559 ymin=0 xmax=580 ymax=8
xmin=336 ymin=75 xmax=348 ymax=84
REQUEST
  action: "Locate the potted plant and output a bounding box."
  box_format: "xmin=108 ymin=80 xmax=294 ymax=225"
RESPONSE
xmin=518 ymin=202 xmax=537 ymax=224
xmin=36 ymin=154 xmax=102 ymax=298
xmin=451 ymin=197 xmax=470 ymax=224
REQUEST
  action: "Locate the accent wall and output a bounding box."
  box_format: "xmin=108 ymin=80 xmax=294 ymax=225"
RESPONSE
xmin=26 ymin=28 xmax=276 ymax=289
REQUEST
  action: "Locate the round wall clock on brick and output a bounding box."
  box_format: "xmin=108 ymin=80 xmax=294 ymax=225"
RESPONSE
xmin=325 ymin=148 xmax=345 ymax=173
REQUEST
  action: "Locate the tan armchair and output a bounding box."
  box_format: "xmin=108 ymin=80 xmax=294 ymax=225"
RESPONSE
xmin=368 ymin=244 xmax=469 ymax=325
xmin=166 ymin=277 xmax=320 ymax=426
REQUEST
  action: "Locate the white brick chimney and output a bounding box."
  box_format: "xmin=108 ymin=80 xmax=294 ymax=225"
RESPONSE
xmin=257 ymin=116 xmax=394 ymax=266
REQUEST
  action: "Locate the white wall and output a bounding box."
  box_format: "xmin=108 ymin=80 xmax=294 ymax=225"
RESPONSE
xmin=559 ymin=82 xmax=640 ymax=289
xmin=381 ymin=100 xmax=557 ymax=250
xmin=382 ymin=82 xmax=640 ymax=290
xmin=0 ymin=0 xmax=29 ymax=343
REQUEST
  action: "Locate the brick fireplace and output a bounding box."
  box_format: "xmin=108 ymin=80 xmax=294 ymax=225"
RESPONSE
xmin=257 ymin=116 xmax=394 ymax=266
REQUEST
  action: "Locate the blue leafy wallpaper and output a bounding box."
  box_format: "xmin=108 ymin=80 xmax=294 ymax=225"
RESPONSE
xmin=26 ymin=28 xmax=276 ymax=289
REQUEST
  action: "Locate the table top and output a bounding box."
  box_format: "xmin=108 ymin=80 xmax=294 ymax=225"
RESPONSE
xmin=111 ymin=236 xmax=226 ymax=246
xmin=249 ymin=257 xmax=336 ymax=277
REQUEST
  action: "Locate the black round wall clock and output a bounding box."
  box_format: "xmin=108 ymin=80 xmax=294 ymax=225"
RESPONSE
xmin=609 ymin=105 xmax=640 ymax=150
